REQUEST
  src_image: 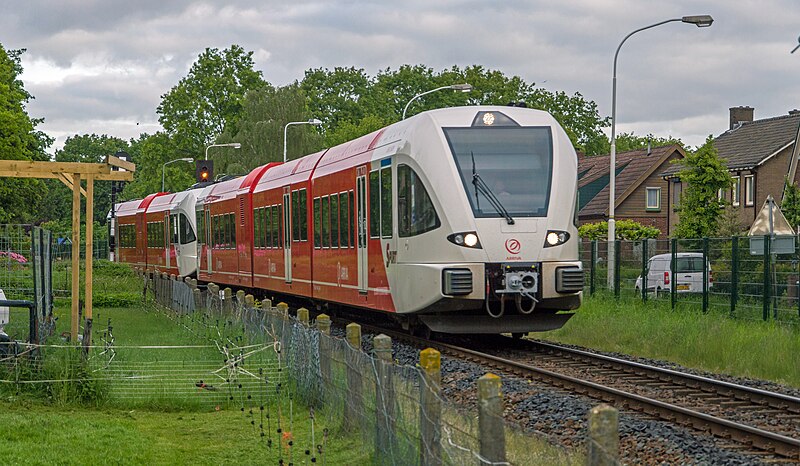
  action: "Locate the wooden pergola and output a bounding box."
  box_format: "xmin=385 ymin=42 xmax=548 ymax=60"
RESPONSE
xmin=0 ymin=155 xmax=135 ymax=343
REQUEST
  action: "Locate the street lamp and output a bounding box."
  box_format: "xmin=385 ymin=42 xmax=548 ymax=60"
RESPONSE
xmin=162 ymin=158 xmax=194 ymax=192
xmin=402 ymin=83 xmax=472 ymax=120
xmin=205 ymin=142 xmax=241 ymax=160
xmin=283 ymin=119 xmax=323 ymax=162
xmin=607 ymin=15 xmax=713 ymax=289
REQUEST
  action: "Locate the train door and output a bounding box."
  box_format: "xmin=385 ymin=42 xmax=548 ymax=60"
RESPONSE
xmin=356 ymin=168 xmax=368 ymax=293
xmin=283 ymin=189 xmax=292 ymax=283
xmin=170 ymin=213 xmax=179 ymax=270
xmin=205 ymin=207 xmax=212 ymax=274
xmin=164 ymin=212 xmax=171 ymax=269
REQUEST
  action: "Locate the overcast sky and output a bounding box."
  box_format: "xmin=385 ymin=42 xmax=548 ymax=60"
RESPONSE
xmin=3 ymin=0 xmax=800 ymax=153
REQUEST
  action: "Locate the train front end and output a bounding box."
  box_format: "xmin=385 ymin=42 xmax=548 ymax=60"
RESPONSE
xmin=389 ymin=107 xmax=583 ymax=334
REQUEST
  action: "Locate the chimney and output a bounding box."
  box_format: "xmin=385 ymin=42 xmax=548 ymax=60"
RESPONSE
xmin=729 ymin=106 xmax=754 ymax=130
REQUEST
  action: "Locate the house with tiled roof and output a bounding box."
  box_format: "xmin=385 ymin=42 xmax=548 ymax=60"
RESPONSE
xmin=662 ymin=107 xmax=800 ymax=235
xmin=577 ymin=144 xmax=686 ymax=238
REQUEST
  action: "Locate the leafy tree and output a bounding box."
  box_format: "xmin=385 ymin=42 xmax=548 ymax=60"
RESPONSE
xmin=578 ymin=219 xmax=660 ymax=240
xmin=157 ymin=45 xmax=270 ymax=154
xmin=781 ymin=179 xmax=800 ymax=232
xmin=122 ymin=132 xmax=191 ymax=200
xmin=223 ymin=84 xmax=324 ymax=169
xmin=0 ymin=45 xmax=53 ymax=223
xmin=325 ymin=114 xmax=388 ymax=147
xmin=40 ymin=134 xmax=131 ymax=225
xmin=673 ymin=136 xmax=731 ymax=238
xmin=609 ymin=132 xmax=685 ymax=153
xmin=715 ymin=204 xmax=746 ymax=237
xmin=300 ymin=64 xmax=609 ymax=154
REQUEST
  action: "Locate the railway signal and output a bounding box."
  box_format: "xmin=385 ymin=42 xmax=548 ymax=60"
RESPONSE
xmin=196 ymin=160 xmax=213 ymax=183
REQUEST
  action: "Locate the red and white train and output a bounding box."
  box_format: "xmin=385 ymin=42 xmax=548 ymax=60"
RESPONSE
xmin=114 ymin=106 xmax=584 ymax=334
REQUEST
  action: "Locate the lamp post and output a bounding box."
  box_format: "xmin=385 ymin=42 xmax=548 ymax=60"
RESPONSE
xmin=204 ymin=142 xmax=241 ymax=160
xmin=402 ymin=83 xmax=472 ymax=120
xmin=283 ymin=119 xmax=322 ymax=162
xmin=161 ymin=158 xmax=194 ymax=192
xmin=606 ymin=15 xmax=713 ymax=290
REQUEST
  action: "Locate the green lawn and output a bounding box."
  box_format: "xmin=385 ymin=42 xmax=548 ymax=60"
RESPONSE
xmin=544 ymin=295 xmax=800 ymax=388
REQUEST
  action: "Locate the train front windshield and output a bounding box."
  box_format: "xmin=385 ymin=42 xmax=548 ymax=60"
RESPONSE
xmin=444 ymin=126 xmax=553 ymax=218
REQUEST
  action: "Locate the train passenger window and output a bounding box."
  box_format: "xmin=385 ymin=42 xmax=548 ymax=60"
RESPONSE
xmin=254 ymin=208 xmax=262 ymax=249
xmin=272 ymin=205 xmax=280 ymax=248
xmin=229 ymin=213 xmax=237 ymax=249
xmin=398 ymin=164 xmax=440 ymax=237
xmin=262 ymin=207 xmax=269 ymax=248
xmin=212 ymin=215 xmax=219 ymax=249
xmin=179 ymin=213 xmax=196 ymax=245
xmin=292 ymin=191 xmax=300 ymax=243
xmin=197 ymin=210 xmax=205 ymax=246
xmin=321 ymin=196 xmax=330 ymax=248
xmin=380 ymin=166 xmax=392 ymax=239
xmin=313 ymin=197 xmax=321 ymax=248
xmin=339 ymin=192 xmax=349 ymax=248
xmin=298 ymin=189 xmax=308 ymax=242
xmin=349 ymin=190 xmax=355 ymax=248
xmin=369 ymin=171 xmax=380 ymax=238
xmin=331 ymin=194 xmax=340 ymax=248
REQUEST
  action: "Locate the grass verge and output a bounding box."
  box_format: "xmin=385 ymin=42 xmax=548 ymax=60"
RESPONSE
xmin=544 ymin=295 xmax=800 ymax=388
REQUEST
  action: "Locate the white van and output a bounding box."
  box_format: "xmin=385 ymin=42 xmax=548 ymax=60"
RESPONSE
xmin=634 ymin=253 xmax=712 ymax=294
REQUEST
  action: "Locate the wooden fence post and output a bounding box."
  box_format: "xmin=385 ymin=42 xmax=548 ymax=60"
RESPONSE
xmin=478 ymin=373 xmax=506 ymax=464
xmin=374 ymin=334 xmax=394 ymax=463
xmin=587 ymin=404 xmax=619 ymax=466
xmin=344 ymin=323 xmax=362 ymax=432
xmin=419 ymin=348 xmax=442 ymax=466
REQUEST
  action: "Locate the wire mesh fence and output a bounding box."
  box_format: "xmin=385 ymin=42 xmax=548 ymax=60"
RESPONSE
xmin=581 ymin=236 xmax=800 ymax=324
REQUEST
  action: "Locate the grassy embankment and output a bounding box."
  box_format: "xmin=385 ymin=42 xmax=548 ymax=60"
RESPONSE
xmin=544 ymin=294 xmax=800 ymax=388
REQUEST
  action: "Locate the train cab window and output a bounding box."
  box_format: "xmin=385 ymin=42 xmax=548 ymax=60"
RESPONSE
xmin=339 ymin=192 xmax=350 ymax=248
xmin=331 ymin=194 xmax=340 ymax=248
xmin=179 ymin=213 xmax=196 ymax=245
xmin=380 ymin=166 xmax=392 ymax=238
xmin=398 ymin=164 xmax=440 ymax=237
xmin=321 ymin=195 xmax=330 ymax=248
xmin=369 ymin=171 xmax=380 ymax=238
xmin=313 ymin=197 xmax=321 ymax=248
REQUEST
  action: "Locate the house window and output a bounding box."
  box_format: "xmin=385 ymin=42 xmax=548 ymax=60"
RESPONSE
xmin=646 ymin=187 xmax=661 ymax=211
xmin=744 ymin=175 xmax=754 ymax=206
xmin=672 ymin=180 xmax=681 ymax=210
xmin=732 ymin=176 xmax=740 ymax=206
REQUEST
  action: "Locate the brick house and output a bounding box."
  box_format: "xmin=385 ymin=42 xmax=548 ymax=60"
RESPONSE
xmin=662 ymin=107 xmax=800 ymax=235
xmin=577 ymin=144 xmax=686 ymax=238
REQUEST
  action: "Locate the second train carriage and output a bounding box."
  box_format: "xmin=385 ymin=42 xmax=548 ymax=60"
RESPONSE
xmin=188 ymin=106 xmax=584 ymax=334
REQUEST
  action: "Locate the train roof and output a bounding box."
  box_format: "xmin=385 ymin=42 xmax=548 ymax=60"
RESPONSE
xmin=146 ymin=188 xmax=204 ymax=213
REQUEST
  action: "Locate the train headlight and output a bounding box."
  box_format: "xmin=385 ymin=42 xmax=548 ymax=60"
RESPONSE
xmin=448 ymin=231 xmax=482 ymax=249
xmin=544 ymin=230 xmax=570 ymax=248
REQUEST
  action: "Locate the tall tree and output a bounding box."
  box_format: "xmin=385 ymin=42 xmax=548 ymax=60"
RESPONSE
xmin=122 ymin=132 xmax=192 ymax=200
xmin=611 ymin=132 xmax=685 ymax=153
xmin=781 ymin=179 xmax=800 ymax=232
xmin=157 ymin=45 xmax=270 ymax=155
xmin=673 ymin=136 xmax=731 ymax=238
xmin=223 ymin=84 xmax=324 ymax=170
xmin=42 ymin=134 xmax=130 ymax=225
xmin=0 ymin=44 xmax=53 ymax=223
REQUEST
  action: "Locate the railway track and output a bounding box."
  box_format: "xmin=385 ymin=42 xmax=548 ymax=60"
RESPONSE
xmin=347 ymin=321 xmax=800 ymax=461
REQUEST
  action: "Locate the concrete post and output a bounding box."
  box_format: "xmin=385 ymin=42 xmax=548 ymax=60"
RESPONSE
xmin=276 ymin=302 xmax=289 ymax=319
xmin=193 ymin=288 xmax=203 ymax=312
xmin=374 ymin=334 xmax=395 ymax=463
xmin=297 ymin=307 xmax=309 ymax=326
xmin=344 ymin=323 xmax=362 ymax=432
xmin=208 ymin=283 xmax=219 ymax=312
xmin=236 ymin=289 xmax=245 ymax=307
xmin=478 ymin=373 xmax=506 ymax=464
xmin=587 ymin=404 xmax=619 ymax=466
xmin=262 ymin=298 xmax=273 ymax=314
xmin=316 ymin=314 xmax=332 ymax=398
xmin=419 ymin=348 xmax=442 ymax=466
xmin=245 ymin=294 xmax=255 ymax=308
xmin=168 ymin=273 xmax=175 ymax=309
xmin=223 ymin=287 xmax=233 ymax=313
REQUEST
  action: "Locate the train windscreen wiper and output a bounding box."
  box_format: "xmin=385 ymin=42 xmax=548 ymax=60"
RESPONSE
xmin=471 ymin=152 xmax=514 ymax=225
